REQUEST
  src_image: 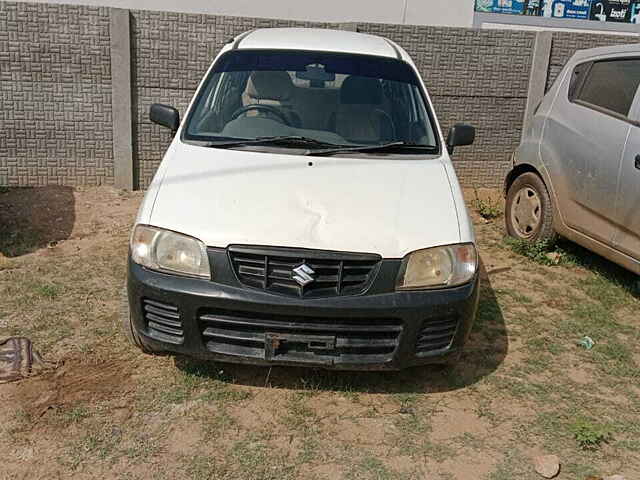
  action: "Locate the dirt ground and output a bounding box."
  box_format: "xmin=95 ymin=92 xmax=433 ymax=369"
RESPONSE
xmin=0 ymin=186 xmax=638 ymax=480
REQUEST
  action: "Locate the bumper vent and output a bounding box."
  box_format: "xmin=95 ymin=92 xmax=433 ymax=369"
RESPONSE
xmin=198 ymin=308 xmax=402 ymax=365
xmin=415 ymin=316 xmax=458 ymax=356
xmin=142 ymin=299 xmax=183 ymax=345
xmin=228 ymin=246 xmax=381 ymax=298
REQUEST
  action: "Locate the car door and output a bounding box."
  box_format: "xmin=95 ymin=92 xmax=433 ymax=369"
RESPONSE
xmin=613 ymin=72 xmax=640 ymax=261
xmin=543 ymin=57 xmax=632 ymax=245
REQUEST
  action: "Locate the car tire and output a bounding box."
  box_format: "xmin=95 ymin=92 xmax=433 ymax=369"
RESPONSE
xmin=505 ymin=172 xmax=557 ymax=244
xmin=121 ymin=286 xmax=163 ymax=355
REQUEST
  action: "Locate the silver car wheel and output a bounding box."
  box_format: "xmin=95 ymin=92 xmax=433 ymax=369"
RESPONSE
xmin=510 ymin=187 xmax=542 ymax=238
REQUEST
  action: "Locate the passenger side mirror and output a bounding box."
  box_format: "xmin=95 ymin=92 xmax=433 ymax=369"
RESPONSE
xmin=446 ymin=124 xmax=475 ymax=155
xmin=150 ymin=104 xmax=180 ymax=131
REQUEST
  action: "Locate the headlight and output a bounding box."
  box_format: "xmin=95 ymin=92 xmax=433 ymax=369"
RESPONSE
xmin=130 ymin=225 xmax=210 ymax=279
xmin=396 ymin=243 xmax=477 ymax=290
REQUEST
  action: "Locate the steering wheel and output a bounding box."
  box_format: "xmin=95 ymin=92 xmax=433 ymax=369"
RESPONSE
xmin=231 ymin=104 xmax=292 ymax=126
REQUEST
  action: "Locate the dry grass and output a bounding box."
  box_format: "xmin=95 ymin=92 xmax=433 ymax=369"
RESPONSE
xmin=1 ymin=186 xmax=638 ymax=479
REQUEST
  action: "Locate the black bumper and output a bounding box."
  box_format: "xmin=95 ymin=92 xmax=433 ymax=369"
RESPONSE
xmin=127 ymin=259 xmax=479 ymax=371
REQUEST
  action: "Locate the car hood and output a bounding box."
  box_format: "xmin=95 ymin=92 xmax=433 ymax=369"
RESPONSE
xmin=149 ymin=144 xmax=461 ymax=258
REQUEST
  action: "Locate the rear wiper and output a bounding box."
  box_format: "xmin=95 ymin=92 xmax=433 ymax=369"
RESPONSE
xmin=306 ymin=142 xmax=438 ymax=157
xmin=200 ymin=136 xmax=342 ymax=149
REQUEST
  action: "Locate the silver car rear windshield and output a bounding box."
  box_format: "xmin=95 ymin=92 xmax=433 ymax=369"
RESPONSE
xmin=183 ymin=50 xmax=439 ymax=152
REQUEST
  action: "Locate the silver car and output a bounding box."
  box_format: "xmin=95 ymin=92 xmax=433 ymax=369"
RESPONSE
xmin=505 ymin=44 xmax=640 ymax=275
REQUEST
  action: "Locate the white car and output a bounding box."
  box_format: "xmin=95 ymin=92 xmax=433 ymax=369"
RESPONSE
xmin=123 ymin=28 xmax=479 ymax=370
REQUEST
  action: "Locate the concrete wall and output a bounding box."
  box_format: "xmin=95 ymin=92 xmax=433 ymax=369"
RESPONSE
xmin=1 ymin=0 xmax=638 ymax=188
xmin=14 ymin=0 xmax=475 ymax=26
xmin=0 ymin=2 xmax=114 ymax=186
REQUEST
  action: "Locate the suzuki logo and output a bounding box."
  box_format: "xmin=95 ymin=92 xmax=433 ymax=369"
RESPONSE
xmin=292 ymin=264 xmax=315 ymax=287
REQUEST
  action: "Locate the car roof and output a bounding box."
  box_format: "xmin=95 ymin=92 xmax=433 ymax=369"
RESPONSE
xmin=234 ymin=28 xmax=410 ymax=62
xmin=570 ymin=43 xmax=640 ymax=62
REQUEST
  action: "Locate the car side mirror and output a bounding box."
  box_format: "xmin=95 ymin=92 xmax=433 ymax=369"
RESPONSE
xmin=446 ymin=123 xmax=475 ymax=155
xmin=150 ymin=104 xmax=180 ymax=131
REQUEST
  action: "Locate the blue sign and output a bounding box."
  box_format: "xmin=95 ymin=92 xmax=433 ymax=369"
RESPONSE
xmin=541 ymin=0 xmax=592 ymax=19
xmin=475 ymin=0 xmax=526 ymax=15
xmin=477 ymin=0 xmax=640 ymax=23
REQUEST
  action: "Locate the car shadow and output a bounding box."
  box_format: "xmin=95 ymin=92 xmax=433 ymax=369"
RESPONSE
xmin=0 ymin=186 xmax=76 ymax=257
xmin=174 ymin=258 xmax=508 ymax=394
xmin=557 ymin=238 xmax=640 ymax=299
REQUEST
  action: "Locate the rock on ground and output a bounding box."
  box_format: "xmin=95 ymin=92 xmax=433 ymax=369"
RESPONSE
xmin=533 ymin=455 xmax=560 ymax=479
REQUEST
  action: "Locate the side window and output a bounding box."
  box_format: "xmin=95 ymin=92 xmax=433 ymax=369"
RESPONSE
xmin=572 ymin=58 xmax=640 ymax=118
xmin=568 ymin=61 xmax=590 ymax=100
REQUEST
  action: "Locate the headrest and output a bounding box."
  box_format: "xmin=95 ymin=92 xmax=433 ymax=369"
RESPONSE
xmin=340 ymin=76 xmax=383 ymax=105
xmin=245 ymin=71 xmax=294 ymax=101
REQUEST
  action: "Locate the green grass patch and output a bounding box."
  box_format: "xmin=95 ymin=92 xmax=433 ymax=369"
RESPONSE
xmin=471 ymin=189 xmax=502 ymax=220
xmin=36 ymin=282 xmax=63 ymax=299
xmin=183 ymin=454 xmax=225 ymax=480
xmin=230 ymin=437 xmax=297 ymax=480
xmin=503 ymin=237 xmax=559 ymax=265
xmin=577 ymin=274 xmax=637 ymax=310
xmin=62 ymin=422 xmax=124 ymax=469
xmin=569 ymin=417 xmax=613 ymax=450
xmin=473 ymin=294 xmax=502 ymax=332
xmin=495 ymin=288 xmax=533 ymax=304
xmin=346 ymin=454 xmax=409 ymax=480
xmin=284 ymin=392 xmax=319 ymax=433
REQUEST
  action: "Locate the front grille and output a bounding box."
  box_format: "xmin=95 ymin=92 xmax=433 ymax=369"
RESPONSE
xmin=228 ymin=246 xmax=381 ymax=298
xmin=415 ymin=315 xmax=458 ymax=356
xmin=198 ymin=308 xmax=402 ymax=365
xmin=142 ymin=299 xmax=183 ymax=345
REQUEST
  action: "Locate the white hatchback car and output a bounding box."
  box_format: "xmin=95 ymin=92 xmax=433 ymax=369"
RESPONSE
xmin=124 ymin=28 xmax=479 ymax=370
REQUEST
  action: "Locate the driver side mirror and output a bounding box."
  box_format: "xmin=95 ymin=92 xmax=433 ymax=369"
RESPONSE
xmin=150 ymin=104 xmax=180 ymax=132
xmin=446 ymin=123 xmax=475 ymax=155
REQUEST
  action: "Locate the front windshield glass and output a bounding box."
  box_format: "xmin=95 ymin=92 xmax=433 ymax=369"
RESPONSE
xmin=183 ymin=50 xmax=439 ymax=151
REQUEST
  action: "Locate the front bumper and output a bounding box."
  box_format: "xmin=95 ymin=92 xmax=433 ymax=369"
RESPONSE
xmin=127 ymin=259 xmax=480 ymax=371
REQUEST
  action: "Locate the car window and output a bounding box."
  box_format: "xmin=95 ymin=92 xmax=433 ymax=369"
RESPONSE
xmin=183 ymin=50 xmax=438 ymax=151
xmin=574 ymin=58 xmax=640 ymax=118
xmin=568 ymin=61 xmax=589 ymax=100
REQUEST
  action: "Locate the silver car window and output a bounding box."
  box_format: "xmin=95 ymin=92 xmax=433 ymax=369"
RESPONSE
xmin=574 ymin=58 xmax=640 ymax=118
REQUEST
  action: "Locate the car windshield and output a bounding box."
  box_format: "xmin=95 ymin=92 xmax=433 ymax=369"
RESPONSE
xmin=183 ymin=50 xmax=439 ymax=152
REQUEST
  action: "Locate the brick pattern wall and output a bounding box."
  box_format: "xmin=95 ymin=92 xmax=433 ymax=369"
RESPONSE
xmin=546 ymin=31 xmax=638 ymax=90
xmin=359 ymin=24 xmax=536 ymax=187
xmin=0 ymin=1 xmax=113 ymax=186
xmin=131 ymin=10 xmax=337 ymax=188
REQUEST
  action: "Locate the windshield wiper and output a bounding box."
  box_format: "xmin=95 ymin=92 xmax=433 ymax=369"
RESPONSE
xmin=199 ymin=136 xmax=342 ymax=149
xmin=306 ymin=142 xmax=438 ymax=157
